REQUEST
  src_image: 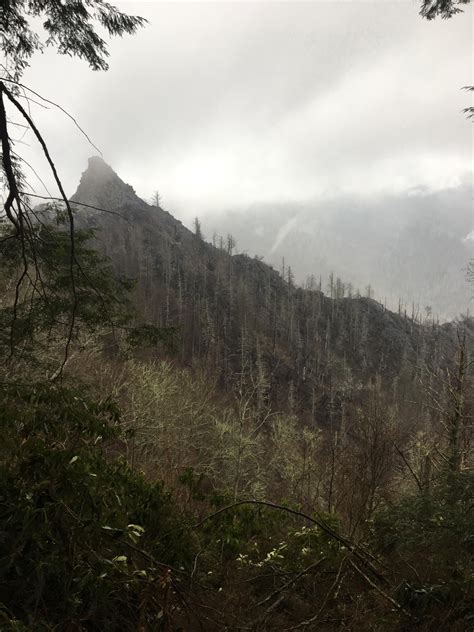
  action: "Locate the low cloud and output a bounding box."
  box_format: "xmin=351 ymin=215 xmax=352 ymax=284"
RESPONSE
xmin=269 ymin=217 xmax=298 ymax=255
xmin=12 ymin=1 xmax=472 ymax=224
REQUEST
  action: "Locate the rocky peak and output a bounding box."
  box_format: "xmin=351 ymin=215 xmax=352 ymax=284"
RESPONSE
xmin=72 ymin=156 xmax=143 ymax=212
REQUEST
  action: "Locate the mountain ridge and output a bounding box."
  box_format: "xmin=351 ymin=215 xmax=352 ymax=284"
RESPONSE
xmin=69 ymin=157 xmax=467 ymax=422
xmin=202 ymin=179 xmax=473 ymax=320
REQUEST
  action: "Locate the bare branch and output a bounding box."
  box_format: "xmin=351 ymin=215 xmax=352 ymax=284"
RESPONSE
xmin=0 ymin=77 xmax=102 ymax=155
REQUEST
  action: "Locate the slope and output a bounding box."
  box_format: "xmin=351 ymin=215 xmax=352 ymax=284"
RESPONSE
xmin=70 ymin=157 xmax=464 ymax=423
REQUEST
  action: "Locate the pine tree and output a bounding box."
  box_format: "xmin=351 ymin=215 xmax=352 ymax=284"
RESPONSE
xmin=194 ymin=216 xmax=203 ymax=240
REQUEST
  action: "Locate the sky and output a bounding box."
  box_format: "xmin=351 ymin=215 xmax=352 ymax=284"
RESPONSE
xmin=8 ymin=0 xmax=474 ymax=222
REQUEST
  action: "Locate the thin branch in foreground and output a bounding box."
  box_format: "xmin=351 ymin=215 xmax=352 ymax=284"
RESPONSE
xmin=190 ymin=499 xmax=386 ymax=583
xmin=0 ymin=86 xmax=21 ymax=232
xmin=285 ymin=554 xmax=349 ymax=631
xmin=0 ymin=77 xmax=102 ymax=155
xmin=250 ymin=556 xmax=328 ymax=629
xmin=347 ymin=559 xmax=413 ymax=621
xmin=20 ymin=191 xmax=130 ymax=221
xmin=11 ymin=152 xmax=53 ymax=198
xmin=3 ymin=81 xmax=78 ymax=373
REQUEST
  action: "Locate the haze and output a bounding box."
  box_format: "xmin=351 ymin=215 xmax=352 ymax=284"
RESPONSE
xmin=15 ymin=0 xmax=473 ymax=316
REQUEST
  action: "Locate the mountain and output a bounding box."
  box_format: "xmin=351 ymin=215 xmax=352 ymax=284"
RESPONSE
xmin=201 ymin=180 xmax=473 ymax=320
xmin=70 ymin=157 xmax=467 ymax=423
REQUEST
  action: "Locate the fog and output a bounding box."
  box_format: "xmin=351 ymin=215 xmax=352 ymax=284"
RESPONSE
xmin=10 ymin=0 xmax=473 ymax=315
xmin=16 ymin=1 xmax=472 ymax=210
xmin=202 ymin=175 xmax=473 ymax=319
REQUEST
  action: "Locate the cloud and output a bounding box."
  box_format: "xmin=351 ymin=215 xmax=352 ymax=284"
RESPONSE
xmin=11 ymin=0 xmax=472 ymax=224
xmin=269 ymin=217 xmax=298 ymax=255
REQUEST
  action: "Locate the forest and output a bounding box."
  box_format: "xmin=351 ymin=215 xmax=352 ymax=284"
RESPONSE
xmin=0 ymin=0 xmax=473 ymax=630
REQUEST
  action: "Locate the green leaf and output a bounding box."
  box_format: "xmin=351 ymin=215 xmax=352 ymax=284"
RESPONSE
xmin=112 ymin=555 xmax=127 ymax=563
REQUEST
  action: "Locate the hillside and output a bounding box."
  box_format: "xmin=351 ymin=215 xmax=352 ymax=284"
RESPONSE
xmin=70 ymin=157 xmax=463 ymax=422
xmin=2 ymin=161 xmax=472 ymax=632
xmin=202 ymin=179 xmax=473 ymax=321
xmin=2 ymin=1 xmax=474 ymax=628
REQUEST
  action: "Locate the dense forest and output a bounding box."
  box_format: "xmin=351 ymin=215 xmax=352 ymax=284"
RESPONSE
xmin=1 ymin=0 xmax=473 ymax=630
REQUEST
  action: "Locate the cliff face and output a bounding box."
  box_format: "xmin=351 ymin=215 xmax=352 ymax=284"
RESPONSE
xmin=72 ymin=156 xmax=196 ymax=278
xmin=73 ymin=156 xmax=142 ymax=211
xmin=70 ymin=157 xmax=464 ymax=421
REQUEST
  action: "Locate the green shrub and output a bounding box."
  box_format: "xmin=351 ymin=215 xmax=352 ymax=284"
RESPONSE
xmin=0 ymin=383 xmax=192 ymax=630
xmin=373 ymin=474 xmax=474 ymax=627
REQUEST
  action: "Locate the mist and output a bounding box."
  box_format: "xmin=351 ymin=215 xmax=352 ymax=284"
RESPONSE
xmin=19 ymin=1 xmax=472 ymax=209
xmin=13 ymin=0 xmax=473 ymax=317
xmin=200 ymin=174 xmax=473 ymax=319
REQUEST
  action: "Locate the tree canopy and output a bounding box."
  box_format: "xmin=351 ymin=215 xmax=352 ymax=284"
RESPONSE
xmin=420 ymin=0 xmax=471 ymax=20
xmin=1 ymin=0 xmax=147 ymax=79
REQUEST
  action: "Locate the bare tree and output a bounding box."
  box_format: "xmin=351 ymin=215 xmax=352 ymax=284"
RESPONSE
xmin=151 ymin=190 xmax=161 ymax=207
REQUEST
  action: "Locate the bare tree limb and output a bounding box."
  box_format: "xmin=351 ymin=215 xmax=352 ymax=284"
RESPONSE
xmin=0 ymin=77 xmax=102 ymax=155
xmin=190 ymin=499 xmax=387 ymax=583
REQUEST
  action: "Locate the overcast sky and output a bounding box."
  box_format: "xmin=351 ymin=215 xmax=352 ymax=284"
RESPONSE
xmin=13 ymin=0 xmax=474 ymax=220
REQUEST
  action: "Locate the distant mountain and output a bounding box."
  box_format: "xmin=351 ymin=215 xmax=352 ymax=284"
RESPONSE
xmin=70 ymin=157 xmax=468 ymax=423
xmin=201 ymin=179 xmax=473 ymax=320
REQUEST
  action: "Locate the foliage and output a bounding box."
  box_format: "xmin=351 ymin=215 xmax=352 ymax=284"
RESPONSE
xmin=0 ymin=0 xmax=148 ymax=381
xmin=1 ymin=0 xmax=146 ymax=78
xmin=1 ymin=0 xmax=473 ymax=628
xmin=373 ymin=473 xmax=474 ymax=627
xmin=0 ymin=207 xmax=133 ymax=374
xmin=234 ymin=516 xmax=344 ymax=572
xmin=419 ymin=0 xmax=471 ymax=20
xmin=0 ymin=381 xmax=192 ymax=630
